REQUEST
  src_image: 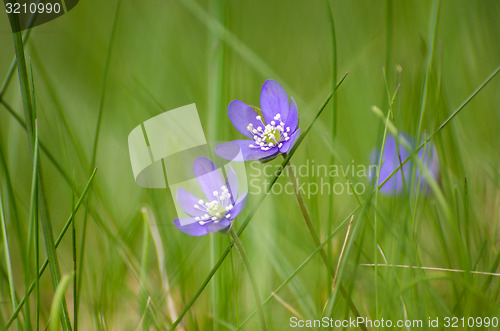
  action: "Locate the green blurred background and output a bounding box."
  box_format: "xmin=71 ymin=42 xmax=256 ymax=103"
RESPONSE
xmin=1 ymin=0 xmax=500 ymax=329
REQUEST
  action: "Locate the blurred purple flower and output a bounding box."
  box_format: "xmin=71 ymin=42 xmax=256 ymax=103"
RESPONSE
xmin=216 ymin=79 xmax=300 ymax=161
xmin=370 ymin=134 xmax=439 ymax=194
xmin=173 ymin=157 xmax=247 ymax=236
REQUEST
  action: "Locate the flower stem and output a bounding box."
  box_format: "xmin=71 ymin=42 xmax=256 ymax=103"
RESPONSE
xmin=229 ymin=227 xmax=267 ymax=331
xmin=285 ymin=159 xmax=367 ymax=331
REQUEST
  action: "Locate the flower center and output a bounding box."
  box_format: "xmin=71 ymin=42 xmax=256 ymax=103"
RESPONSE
xmin=193 ymin=185 xmax=234 ymax=225
xmin=247 ymin=113 xmax=291 ymax=151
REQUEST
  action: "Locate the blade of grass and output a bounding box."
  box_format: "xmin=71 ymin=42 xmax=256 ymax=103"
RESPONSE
xmin=142 ymin=207 xmax=182 ymax=328
xmin=229 ymin=243 xmax=239 ymax=328
xmin=207 ymin=1 xmax=227 ymax=328
xmin=331 ymin=216 xmax=354 ymax=293
xmin=22 ymin=61 xmax=38 ymax=331
xmin=416 ymin=0 xmax=441 ymax=140
xmin=361 ymin=264 xmax=500 ymax=277
xmin=325 ymin=0 xmax=338 ymax=293
xmin=285 ymin=159 xmax=366 ymax=329
xmin=271 ymin=292 xmax=304 ymax=321
xmin=373 ymin=104 xmax=392 ymax=320
xmin=263 ymin=229 xmax=316 ymax=320
xmin=77 ymin=0 xmax=122 ymax=318
xmin=0 ymin=99 xmax=75 ymax=188
xmin=9 ymin=12 xmax=72 ymax=329
xmin=409 ymin=0 xmax=441 ymax=264
xmin=0 ymin=133 xmax=24 ymax=331
xmin=5 ymin=169 xmax=97 ymax=329
xmin=228 ymin=228 xmax=266 ymax=331
xmin=0 ymin=175 xmax=20 ymax=331
xmin=30 ymin=47 xmax=90 ymax=170
xmin=72 ymin=196 xmax=77 ymax=331
xmin=28 ymin=120 xmax=40 ymax=331
xmin=139 ymin=209 xmax=151 ymax=330
xmin=49 ymin=273 xmax=73 ymax=331
xmin=385 ymin=0 xmax=393 ymax=73
xmin=238 ymin=207 xmax=361 ymax=329
xmin=0 ymin=0 xmax=41 ymax=98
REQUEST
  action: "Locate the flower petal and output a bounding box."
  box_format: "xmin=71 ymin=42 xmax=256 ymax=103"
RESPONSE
xmin=228 ymin=100 xmax=261 ymax=138
xmin=226 ymin=165 xmax=239 ymax=201
xmin=173 ymin=217 xmax=231 ymax=236
xmin=215 ymin=140 xmax=279 ymax=161
xmin=285 ymin=97 xmax=299 ymax=131
xmin=260 ymin=79 xmax=289 ymax=125
xmin=228 ymin=191 xmax=247 ymax=220
xmin=205 ymin=219 xmax=231 ymax=234
xmin=279 ymin=128 xmax=301 ymax=154
xmin=193 ymin=157 xmax=225 ymax=201
xmin=173 ymin=218 xmax=208 ymax=236
xmin=176 ymin=187 xmax=204 ymax=217
xmin=370 ymin=136 xmax=410 ymax=194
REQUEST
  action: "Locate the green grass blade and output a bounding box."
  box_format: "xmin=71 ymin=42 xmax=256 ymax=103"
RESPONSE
xmin=49 ymin=273 xmax=73 ymax=331
xmin=27 ymin=120 xmax=40 ymax=331
xmin=9 ymin=14 xmax=72 ymax=330
xmin=72 ymin=197 xmax=77 ymax=331
xmin=416 ymin=0 xmax=441 ymax=140
xmin=77 ymin=0 xmax=122 ymax=314
xmin=238 ymin=208 xmax=361 ymax=329
xmin=0 ymin=174 xmax=20 ymax=330
xmin=325 ymin=0 xmax=338 ymax=292
xmin=139 ymin=209 xmax=151 ymax=329
xmin=229 ymin=228 xmax=266 ymax=331
xmin=5 ymin=169 xmax=97 ymax=329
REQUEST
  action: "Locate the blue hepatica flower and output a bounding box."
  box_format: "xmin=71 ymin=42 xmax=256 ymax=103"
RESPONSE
xmin=216 ymin=79 xmax=300 ymax=161
xmin=371 ymin=134 xmax=439 ymax=195
xmin=174 ymin=157 xmax=247 ymax=236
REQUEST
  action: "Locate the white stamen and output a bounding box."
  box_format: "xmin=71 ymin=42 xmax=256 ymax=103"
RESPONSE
xmin=246 ymin=113 xmax=295 ymax=156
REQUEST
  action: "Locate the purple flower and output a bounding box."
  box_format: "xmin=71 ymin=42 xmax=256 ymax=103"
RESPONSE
xmin=216 ymin=79 xmax=301 ymax=161
xmin=370 ymin=134 xmax=439 ymax=194
xmin=173 ymin=157 xmax=247 ymax=236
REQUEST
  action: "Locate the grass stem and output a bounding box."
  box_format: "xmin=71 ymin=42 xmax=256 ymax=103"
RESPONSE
xmin=5 ymin=169 xmax=97 ymax=329
xmin=229 ymin=228 xmax=267 ymax=331
xmin=285 ymin=160 xmax=367 ymax=331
